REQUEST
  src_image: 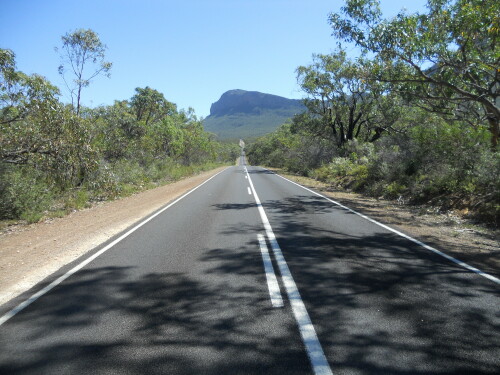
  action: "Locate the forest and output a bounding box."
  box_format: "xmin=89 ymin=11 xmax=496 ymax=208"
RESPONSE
xmin=247 ymin=0 xmax=499 ymax=226
xmin=0 ymin=30 xmax=239 ymax=223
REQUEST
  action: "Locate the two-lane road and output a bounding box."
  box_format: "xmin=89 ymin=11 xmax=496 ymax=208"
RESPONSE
xmin=1 ymin=161 xmax=498 ymax=374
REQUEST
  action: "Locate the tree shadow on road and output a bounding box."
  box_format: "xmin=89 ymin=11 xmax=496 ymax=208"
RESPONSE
xmin=0 ymin=263 xmax=310 ymax=375
xmin=210 ymin=193 xmax=500 ymax=374
xmin=1 ymin=192 xmax=498 ymax=375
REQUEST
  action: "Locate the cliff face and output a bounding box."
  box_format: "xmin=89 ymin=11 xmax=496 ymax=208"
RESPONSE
xmin=203 ymin=90 xmax=305 ymax=139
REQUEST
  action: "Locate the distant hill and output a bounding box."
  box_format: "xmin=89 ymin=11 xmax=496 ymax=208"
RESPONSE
xmin=203 ymin=90 xmax=305 ymax=140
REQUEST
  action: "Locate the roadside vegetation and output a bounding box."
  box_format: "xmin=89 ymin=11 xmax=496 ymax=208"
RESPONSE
xmin=1 ymin=30 xmax=239 ymax=224
xmin=247 ymin=0 xmax=499 ymax=226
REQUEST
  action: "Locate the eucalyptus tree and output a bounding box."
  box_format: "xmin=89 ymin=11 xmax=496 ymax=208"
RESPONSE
xmin=1 ymin=48 xmax=62 ymax=165
xmin=1 ymin=48 xmax=98 ymax=185
xmin=296 ymin=50 xmax=389 ymax=147
xmin=130 ymin=86 xmax=176 ymax=126
xmin=329 ymin=0 xmax=500 ymax=148
xmin=57 ymin=28 xmax=112 ymax=115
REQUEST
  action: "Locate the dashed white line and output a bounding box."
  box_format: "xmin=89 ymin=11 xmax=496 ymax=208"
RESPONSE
xmin=247 ymin=186 xmax=252 ymax=195
xmin=245 ymin=166 xmax=333 ymax=375
xmin=257 ymin=234 xmax=283 ymax=307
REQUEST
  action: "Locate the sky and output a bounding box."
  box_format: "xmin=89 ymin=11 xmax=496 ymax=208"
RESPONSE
xmin=1 ymin=0 xmax=427 ymax=118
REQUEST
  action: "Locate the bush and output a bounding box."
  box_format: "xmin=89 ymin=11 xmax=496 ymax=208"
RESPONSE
xmin=384 ymin=181 xmax=407 ymax=199
xmin=308 ymin=152 xmax=369 ymax=190
xmin=0 ymin=165 xmax=55 ymax=223
xmin=64 ymin=190 xmax=91 ymax=211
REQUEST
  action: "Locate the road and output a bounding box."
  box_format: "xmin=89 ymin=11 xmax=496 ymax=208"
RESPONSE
xmin=0 ymin=155 xmax=499 ymax=374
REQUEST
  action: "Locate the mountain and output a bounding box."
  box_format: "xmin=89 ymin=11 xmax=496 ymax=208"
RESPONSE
xmin=203 ymin=90 xmax=305 ymax=140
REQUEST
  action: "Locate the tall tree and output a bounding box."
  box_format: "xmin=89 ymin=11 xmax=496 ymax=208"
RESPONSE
xmin=329 ymin=0 xmax=500 ymax=148
xmin=57 ymin=28 xmax=112 ymax=115
xmin=296 ymin=50 xmax=383 ymax=147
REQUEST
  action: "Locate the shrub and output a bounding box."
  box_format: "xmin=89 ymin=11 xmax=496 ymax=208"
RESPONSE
xmin=64 ymin=190 xmax=91 ymax=210
xmin=349 ymin=164 xmax=369 ymax=190
xmin=384 ymin=181 xmax=407 ymax=199
xmin=0 ymin=165 xmax=55 ymax=223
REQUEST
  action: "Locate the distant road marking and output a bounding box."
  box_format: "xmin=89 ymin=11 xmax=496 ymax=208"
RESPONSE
xmin=270 ymin=170 xmax=500 ymax=286
xmin=257 ymin=234 xmax=284 ymax=308
xmin=247 ymin=187 xmax=252 ymax=195
xmin=245 ymin=166 xmax=333 ymax=375
xmin=0 ymin=167 xmax=230 ymax=327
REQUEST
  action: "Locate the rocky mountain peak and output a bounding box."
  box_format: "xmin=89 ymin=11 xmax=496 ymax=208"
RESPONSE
xmin=209 ymin=89 xmax=303 ymax=117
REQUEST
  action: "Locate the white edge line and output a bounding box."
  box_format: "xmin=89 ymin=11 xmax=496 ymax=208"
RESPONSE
xmin=268 ymin=169 xmax=500 ymax=285
xmin=257 ymin=234 xmax=284 ymax=308
xmin=0 ymin=167 xmax=230 ymax=327
xmin=246 ymin=167 xmax=333 ymax=375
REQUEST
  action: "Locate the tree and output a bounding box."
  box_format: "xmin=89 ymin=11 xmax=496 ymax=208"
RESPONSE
xmin=1 ymin=49 xmax=98 ymax=185
xmin=130 ymin=86 xmax=176 ymax=125
xmin=1 ymin=48 xmax=61 ymax=164
xmin=329 ymin=0 xmax=500 ymax=148
xmin=57 ymin=28 xmax=112 ymax=115
xmin=91 ymin=100 xmax=138 ymax=160
xmin=296 ymin=50 xmax=386 ymax=147
xmin=1 ymin=49 xmax=60 ymax=128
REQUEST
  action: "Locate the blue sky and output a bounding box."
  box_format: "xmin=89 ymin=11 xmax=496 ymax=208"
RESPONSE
xmin=1 ymin=0 xmax=427 ymax=118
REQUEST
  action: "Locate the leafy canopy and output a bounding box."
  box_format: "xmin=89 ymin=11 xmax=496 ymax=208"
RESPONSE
xmin=329 ymin=0 xmax=500 ymax=147
xmin=130 ymin=86 xmax=176 ymax=125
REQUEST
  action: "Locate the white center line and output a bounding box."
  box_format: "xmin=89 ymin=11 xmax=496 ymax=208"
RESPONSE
xmin=257 ymin=234 xmax=284 ymax=307
xmin=245 ymin=166 xmax=333 ymax=375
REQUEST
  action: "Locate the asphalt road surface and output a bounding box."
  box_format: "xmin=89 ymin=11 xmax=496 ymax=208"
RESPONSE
xmin=1 ymin=155 xmax=499 ymax=374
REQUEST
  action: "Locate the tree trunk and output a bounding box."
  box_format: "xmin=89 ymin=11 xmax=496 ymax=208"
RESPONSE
xmin=338 ymin=118 xmax=346 ymax=147
xmin=488 ymin=116 xmax=499 ymax=150
xmin=370 ymin=127 xmax=384 ymax=142
xmin=347 ymin=106 xmax=355 ymax=140
xmin=76 ymin=85 xmax=82 ymax=116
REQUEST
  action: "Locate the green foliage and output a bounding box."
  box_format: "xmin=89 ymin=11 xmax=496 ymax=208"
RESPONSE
xmin=308 ymin=148 xmax=370 ymax=190
xmin=384 ymin=182 xmax=407 ymax=200
xmin=329 ymin=0 xmax=500 ymax=148
xmin=248 ymin=123 xmax=336 ymax=175
xmin=0 ymin=165 xmax=54 ymax=223
xmin=65 ymin=190 xmax=91 ymax=211
xmin=1 ymin=48 xmax=235 ymax=224
xmin=215 ymin=141 xmax=241 ymax=163
xmin=130 ymin=86 xmax=176 ymax=125
xmin=296 ymin=51 xmax=374 ymax=147
xmin=248 ymin=0 xmax=497 ymax=225
xmin=1 ymin=49 xmax=99 ymax=187
xmin=295 ymin=49 xmax=418 ymax=147
xmin=105 ymin=158 xmax=223 ymax=197
xmin=250 ymin=118 xmax=499 ymax=225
